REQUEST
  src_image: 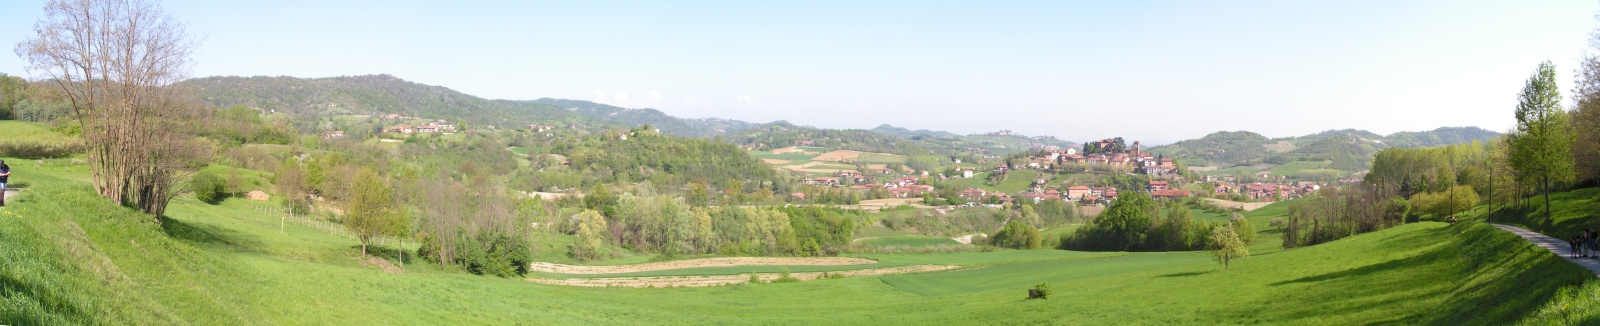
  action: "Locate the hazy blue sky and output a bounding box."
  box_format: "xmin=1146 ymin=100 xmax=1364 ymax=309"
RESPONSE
xmin=3 ymin=1 xmax=1597 ymax=143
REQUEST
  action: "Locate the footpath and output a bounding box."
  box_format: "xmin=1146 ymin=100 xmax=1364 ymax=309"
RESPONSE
xmin=1493 ymin=224 xmax=1600 ymax=277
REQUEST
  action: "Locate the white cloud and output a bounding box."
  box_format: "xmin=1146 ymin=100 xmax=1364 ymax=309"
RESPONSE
xmin=592 ymin=88 xmax=608 ymax=104
xmin=613 ymin=92 xmax=630 ymax=105
xmin=648 ymin=89 xmax=662 ymax=101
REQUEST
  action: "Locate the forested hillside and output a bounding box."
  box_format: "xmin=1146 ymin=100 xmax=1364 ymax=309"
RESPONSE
xmin=1148 ymin=127 xmax=1499 ymax=170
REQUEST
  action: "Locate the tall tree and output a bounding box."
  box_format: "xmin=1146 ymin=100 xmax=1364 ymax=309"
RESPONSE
xmin=347 ymin=168 xmax=400 ymax=256
xmin=1573 ymin=27 xmax=1600 ymax=184
xmin=15 ymin=0 xmax=207 ymax=217
xmin=1508 ymin=61 xmax=1575 ymax=222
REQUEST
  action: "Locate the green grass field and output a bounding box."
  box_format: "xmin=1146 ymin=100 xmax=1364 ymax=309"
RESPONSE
xmin=855 ymin=153 xmax=906 ymax=164
xmin=0 ymin=120 xmax=57 ymax=137
xmin=857 ymin=236 xmax=960 ymax=247
xmin=3 ymin=156 xmax=1598 ymax=324
xmin=944 ymin=170 xmax=1042 ymax=194
xmin=748 ymin=150 xmax=817 ymax=161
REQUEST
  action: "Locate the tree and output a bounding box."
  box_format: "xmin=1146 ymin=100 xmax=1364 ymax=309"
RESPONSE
xmin=992 ymin=221 xmax=1042 ymax=249
xmin=1509 ymin=61 xmax=1575 ymax=222
xmin=16 ymin=0 xmax=208 ymax=217
xmin=274 ymin=157 xmax=309 ymax=213
xmin=572 ymin=210 xmax=609 ymax=261
xmin=1209 ymin=226 xmax=1248 ymax=270
xmin=1573 ymin=22 xmax=1600 ymax=184
xmin=1229 ymin=214 xmax=1255 ymax=245
xmin=347 ymin=168 xmax=400 ymax=256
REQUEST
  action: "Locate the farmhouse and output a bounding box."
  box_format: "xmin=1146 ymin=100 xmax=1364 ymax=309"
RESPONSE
xmin=1066 ymin=185 xmax=1091 ymax=200
xmin=1148 ymin=181 xmax=1170 ymax=192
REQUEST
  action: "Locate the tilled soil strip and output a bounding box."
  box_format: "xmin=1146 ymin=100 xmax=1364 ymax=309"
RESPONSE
xmin=527 ymin=265 xmax=960 ymax=288
xmin=530 ymin=257 xmax=879 ymax=274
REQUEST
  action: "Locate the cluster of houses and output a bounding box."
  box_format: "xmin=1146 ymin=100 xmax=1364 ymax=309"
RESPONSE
xmin=386 ymin=121 xmax=457 ymax=134
xmin=1008 ymin=140 xmax=1180 ymax=176
xmin=949 ymin=179 xmax=1195 ymax=207
xmin=1211 ymin=182 xmax=1322 ymax=201
xmin=803 ymin=171 xmax=935 ymax=198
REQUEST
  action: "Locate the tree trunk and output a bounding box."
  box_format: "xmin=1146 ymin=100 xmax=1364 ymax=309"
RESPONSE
xmin=1543 ymin=176 xmax=1552 ymax=224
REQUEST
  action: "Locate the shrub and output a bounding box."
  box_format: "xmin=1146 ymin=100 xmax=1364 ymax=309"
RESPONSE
xmin=1029 ymin=282 xmax=1053 ymax=300
xmin=772 ymin=268 xmax=800 ymax=283
xmin=191 ymin=171 xmax=225 ymax=204
xmin=1230 ymin=214 xmax=1255 ymax=245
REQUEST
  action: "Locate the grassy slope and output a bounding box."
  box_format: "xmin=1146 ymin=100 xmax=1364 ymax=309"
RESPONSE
xmin=944 ymin=170 xmax=1040 ymax=194
xmin=857 ymin=236 xmax=960 ymax=247
xmin=0 ymin=120 xmax=56 ymax=136
xmin=2 ymin=157 xmax=1596 ymax=324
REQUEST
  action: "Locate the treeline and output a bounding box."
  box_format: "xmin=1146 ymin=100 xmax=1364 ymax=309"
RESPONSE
xmin=1060 ymin=193 xmax=1252 ymax=251
xmin=730 ymin=122 xmax=936 ymax=156
xmin=564 ymin=190 xmax=860 ymax=260
xmin=1284 ymin=60 xmax=1594 ymax=247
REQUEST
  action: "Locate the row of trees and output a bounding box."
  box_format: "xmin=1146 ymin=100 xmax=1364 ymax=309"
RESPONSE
xmin=1060 ymin=193 xmax=1249 ymax=252
xmin=566 ymin=193 xmax=859 ymax=260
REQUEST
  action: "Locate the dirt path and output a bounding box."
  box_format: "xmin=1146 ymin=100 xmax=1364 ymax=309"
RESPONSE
xmin=1493 ymin=224 xmax=1600 ymax=278
xmin=527 ymin=265 xmax=960 ymax=288
xmin=529 ymin=257 xmax=879 ymax=274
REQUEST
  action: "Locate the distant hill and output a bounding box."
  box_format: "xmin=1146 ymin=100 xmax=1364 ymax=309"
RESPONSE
xmin=1148 ymin=127 xmax=1500 ymax=172
xmin=181 ymin=75 xmax=761 ymax=137
xmin=181 ymin=74 xmax=1498 ymax=171
xmin=870 ymin=124 xmax=960 ymax=139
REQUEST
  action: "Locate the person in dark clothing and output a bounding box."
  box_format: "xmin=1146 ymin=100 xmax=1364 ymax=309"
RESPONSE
xmin=0 ymin=160 xmax=9 ymax=207
xmin=1573 ymin=235 xmax=1583 ymax=259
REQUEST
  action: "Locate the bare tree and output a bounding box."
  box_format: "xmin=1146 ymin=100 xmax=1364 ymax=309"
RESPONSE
xmin=15 ymin=0 xmax=207 ymax=217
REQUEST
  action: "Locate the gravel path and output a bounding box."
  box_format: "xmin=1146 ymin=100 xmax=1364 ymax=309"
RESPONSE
xmin=1493 ymin=224 xmax=1600 ymax=277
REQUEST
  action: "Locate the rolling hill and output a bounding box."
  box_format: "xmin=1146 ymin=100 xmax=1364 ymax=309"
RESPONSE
xmin=1149 ymin=127 xmax=1499 ymax=173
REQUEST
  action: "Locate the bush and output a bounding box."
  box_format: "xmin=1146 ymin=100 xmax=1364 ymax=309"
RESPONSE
xmin=421 ymin=229 xmax=534 ymax=278
xmin=1230 ymin=214 xmax=1255 ymax=245
xmin=771 ymin=268 xmax=800 ymax=283
xmin=1029 ymin=282 xmax=1053 ymax=300
xmin=191 ymin=171 xmax=225 ymax=204
xmin=991 ymin=221 xmax=1042 ymax=249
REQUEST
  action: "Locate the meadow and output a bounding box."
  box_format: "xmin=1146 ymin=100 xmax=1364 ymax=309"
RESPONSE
xmin=2 ymin=156 xmax=1597 ymax=324
xmin=944 ymin=170 xmax=1044 ymax=194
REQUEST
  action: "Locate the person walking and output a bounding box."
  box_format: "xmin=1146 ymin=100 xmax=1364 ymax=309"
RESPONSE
xmin=0 ymin=160 xmax=9 ymax=207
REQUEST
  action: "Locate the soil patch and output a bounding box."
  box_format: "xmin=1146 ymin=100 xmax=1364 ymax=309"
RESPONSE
xmin=1201 ymin=198 xmax=1272 ymax=211
xmin=246 ymin=190 xmax=270 ymax=201
xmin=762 ymin=159 xmax=792 ymax=165
xmin=772 ymin=146 xmax=805 ymax=154
xmin=1263 ymin=141 xmax=1296 ymax=153
xmin=527 ymin=265 xmax=959 ymax=288
xmin=529 ymin=257 xmax=879 ymax=274
xmin=356 ymin=255 xmax=403 ymax=274
xmin=951 ymin=233 xmax=987 ymax=245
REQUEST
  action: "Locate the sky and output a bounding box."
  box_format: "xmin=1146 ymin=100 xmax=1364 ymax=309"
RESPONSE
xmin=2 ymin=1 xmax=1598 ymax=144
